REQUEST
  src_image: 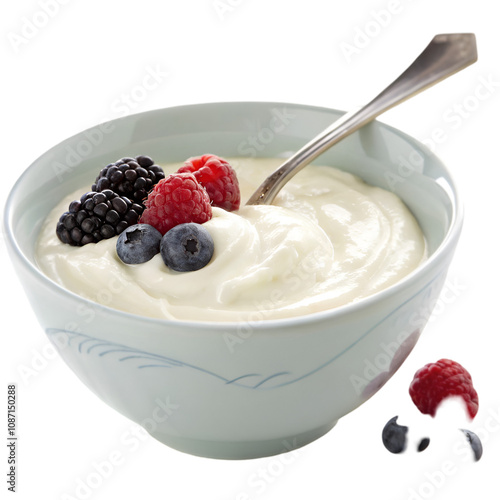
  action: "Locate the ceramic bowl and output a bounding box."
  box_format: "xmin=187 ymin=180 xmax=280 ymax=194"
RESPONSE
xmin=4 ymin=102 xmax=462 ymax=459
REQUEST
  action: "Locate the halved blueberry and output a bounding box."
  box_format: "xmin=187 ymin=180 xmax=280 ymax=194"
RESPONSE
xmin=382 ymin=416 xmax=408 ymax=454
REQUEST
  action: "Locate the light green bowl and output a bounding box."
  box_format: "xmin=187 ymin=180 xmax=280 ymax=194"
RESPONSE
xmin=4 ymin=102 xmax=462 ymax=459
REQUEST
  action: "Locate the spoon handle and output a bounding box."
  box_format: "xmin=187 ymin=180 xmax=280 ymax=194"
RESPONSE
xmin=246 ymin=33 xmax=477 ymax=206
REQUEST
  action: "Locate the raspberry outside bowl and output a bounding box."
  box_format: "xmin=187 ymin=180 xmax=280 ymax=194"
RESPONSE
xmin=4 ymin=102 xmax=462 ymax=459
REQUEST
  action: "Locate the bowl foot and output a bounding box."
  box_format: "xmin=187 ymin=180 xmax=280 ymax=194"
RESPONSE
xmin=148 ymin=420 xmax=338 ymax=460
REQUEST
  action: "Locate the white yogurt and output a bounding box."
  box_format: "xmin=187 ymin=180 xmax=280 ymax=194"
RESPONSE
xmin=36 ymin=158 xmax=427 ymax=321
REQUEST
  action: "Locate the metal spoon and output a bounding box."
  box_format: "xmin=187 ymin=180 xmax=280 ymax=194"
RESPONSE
xmin=246 ymin=33 xmax=477 ymax=206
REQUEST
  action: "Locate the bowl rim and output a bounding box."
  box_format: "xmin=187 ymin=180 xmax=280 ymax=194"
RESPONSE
xmin=3 ymin=100 xmax=464 ymax=332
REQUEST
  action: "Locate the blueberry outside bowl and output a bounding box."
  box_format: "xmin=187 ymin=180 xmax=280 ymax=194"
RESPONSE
xmin=3 ymin=102 xmax=463 ymax=459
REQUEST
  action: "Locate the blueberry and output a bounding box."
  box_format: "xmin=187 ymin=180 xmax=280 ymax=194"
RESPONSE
xmin=417 ymin=437 xmax=430 ymax=452
xmin=116 ymin=224 xmax=162 ymax=264
xmin=382 ymin=416 xmax=408 ymax=454
xmin=160 ymin=223 xmax=214 ymax=272
xmin=460 ymin=429 xmax=483 ymax=461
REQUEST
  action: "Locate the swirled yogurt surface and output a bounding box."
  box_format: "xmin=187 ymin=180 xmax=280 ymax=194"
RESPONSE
xmin=36 ymin=158 xmax=427 ymax=321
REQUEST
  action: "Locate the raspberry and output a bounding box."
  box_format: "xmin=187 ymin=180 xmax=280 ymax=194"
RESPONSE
xmin=139 ymin=173 xmax=212 ymax=235
xmin=178 ymin=154 xmax=240 ymax=211
xmin=409 ymin=359 xmax=479 ymax=419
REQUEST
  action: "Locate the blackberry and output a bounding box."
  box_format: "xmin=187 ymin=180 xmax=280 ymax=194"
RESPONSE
xmin=92 ymin=155 xmax=165 ymax=205
xmin=56 ymin=190 xmax=144 ymax=246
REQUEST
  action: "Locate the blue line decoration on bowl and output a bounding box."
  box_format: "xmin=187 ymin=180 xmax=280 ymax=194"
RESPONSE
xmin=46 ymin=328 xmax=291 ymax=389
xmin=46 ymin=270 xmax=442 ymax=391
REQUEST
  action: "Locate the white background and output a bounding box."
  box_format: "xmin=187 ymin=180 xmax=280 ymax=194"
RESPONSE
xmin=2 ymin=1 xmax=499 ymax=499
